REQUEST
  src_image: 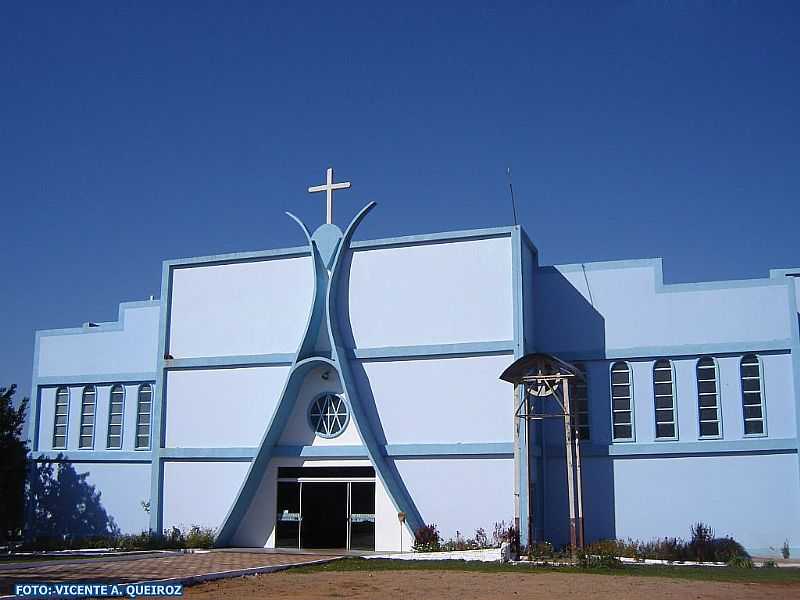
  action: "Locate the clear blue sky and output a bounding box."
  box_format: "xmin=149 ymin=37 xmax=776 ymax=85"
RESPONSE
xmin=2 ymin=2 xmax=798 ymax=400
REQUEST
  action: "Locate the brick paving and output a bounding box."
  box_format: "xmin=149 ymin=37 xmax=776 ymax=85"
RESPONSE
xmin=0 ymin=551 xmax=334 ymax=596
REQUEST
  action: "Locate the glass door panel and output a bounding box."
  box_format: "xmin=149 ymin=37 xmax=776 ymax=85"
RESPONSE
xmin=349 ymin=482 xmax=375 ymax=550
xmin=275 ymin=481 xmax=300 ymax=548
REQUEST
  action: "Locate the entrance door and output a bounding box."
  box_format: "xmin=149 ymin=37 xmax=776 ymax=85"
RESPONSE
xmin=300 ymin=482 xmax=348 ymax=549
xmin=349 ymin=482 xmax=376 ymax=550
xmin=275 ymin=482 xmax=301 ymax=548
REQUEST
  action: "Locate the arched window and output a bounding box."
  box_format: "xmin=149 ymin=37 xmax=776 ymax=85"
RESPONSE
xmin=653 ymin=360 xmax=676 ymax=439
xmin=572 ymin=363 xmax=589 ymax=441
xmin=610 ymin=361 xmax=633 ymax=440
xmin=107 ymin=384 xmax=125 ymax=449
xmin=79 ymin=385 xmax=97 ymax=449
xmin=53 ymin=386 xmax=69 ymax=449
xmin=740 ymin=354 xmax=765 ymax=436
xmin=697 ymin=357 xmax=721 ymax=438
xmin=136 ymin=384 xmax=153 ymax=449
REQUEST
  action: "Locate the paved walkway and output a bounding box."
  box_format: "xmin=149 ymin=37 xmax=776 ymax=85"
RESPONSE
xmin=0 ymin=551 xmax=335 ymax=596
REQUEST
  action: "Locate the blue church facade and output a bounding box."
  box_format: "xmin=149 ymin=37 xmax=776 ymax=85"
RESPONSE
xmin=25 ymin=202 xmax=800 ymax=556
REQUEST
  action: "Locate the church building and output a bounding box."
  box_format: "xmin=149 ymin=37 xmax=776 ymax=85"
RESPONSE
xmin=27 ymin=169 xmax=800 ymax=556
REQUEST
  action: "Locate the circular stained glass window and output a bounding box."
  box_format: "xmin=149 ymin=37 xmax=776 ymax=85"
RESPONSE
xmin=308 ymin=393 xmax=349 ymax=438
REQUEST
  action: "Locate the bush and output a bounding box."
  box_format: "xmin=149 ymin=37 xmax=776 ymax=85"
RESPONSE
xmin=505 ymin=525 xmax=520 ymax=559
xmin=491 ymin=521 xmax=508 ymax=548
xmin=727 ymin=555 xmax=754 ymax=569
xmin=474 ymin=528 xmax=489 ymax=548
xmin=528 ymin=541 xmax=555 ymax=559
xmin=23 ymin=525 xmax=216 ymax=553
xmin=782 ymin=540 xmax=791 ymax=560
xmin=413 ymin=523 xmax=441 ymax=552
xmin=762 ymin=559 xmax=778 ymax=568
xmin=184 ymin=526 xmax=215 ymax=549
xmin=115 ymin=531 xmax=162 ymax=551
xmin=709 ymin=537 xmax=749 ymax=563
xmin=577 ymin=543 xmax=623 ymax=569
xmin=689 ymin=522 xmax=714 ymax=562
xmin=560 ymin=524 xmax=747 ymax=566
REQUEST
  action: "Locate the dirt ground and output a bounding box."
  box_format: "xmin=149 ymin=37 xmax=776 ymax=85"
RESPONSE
xmin=184 ymin=569 xmax=800 ymax=600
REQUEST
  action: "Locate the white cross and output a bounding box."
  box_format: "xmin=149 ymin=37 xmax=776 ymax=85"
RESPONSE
xmin=307 ymin=167 xmax=351 ymax=224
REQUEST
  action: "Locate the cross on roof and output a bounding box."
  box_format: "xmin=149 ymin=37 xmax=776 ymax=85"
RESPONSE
xmin=307 ymin=167 xmax=351 ymax=225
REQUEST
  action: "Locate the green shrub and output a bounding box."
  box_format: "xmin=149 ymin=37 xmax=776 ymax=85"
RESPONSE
xmin=689 ymin=522 xmax=714 ymax=562
xmin=782 ymin=540 xmax=791 ymax=560
xmin=762 ymin=559 xmax=778 ymax=568
xmin=413 ymin=523 xmax=441 ymax=552
xmin=709 ymin=537 xmax=749 ymax=563
xmin=528 ymin=541 xmax=555 ymax=559
xmin=440 ymin=530 xmax=480 ymax=552
xmin=577 ymin=544 xmax=623 ymax=569
xmin=474 ymin=528 xmax=489 ymax=548
xmin=23 ymin=525 xmax=216 ymax=553
xmin=184 ymin=526 xmax=215 ymax=549
xmin=564 ymin=525 xmax=747 ymax=566
xmin=727 ymin=555 xmax=754 ymax=569
xmin=505 ymin=525 xmax=520 ymax=558
xmin=491 ymin=521 xmax=508 ymax=547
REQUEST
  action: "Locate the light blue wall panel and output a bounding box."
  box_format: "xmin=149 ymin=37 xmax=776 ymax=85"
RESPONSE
xmin=164 ymin=366 xmax=289 ymax=448
xmin=395 ymin=458 xmax=514 ymax=540
xmin=345 ymin=236 xmax=514 ymax=348
xmin=536 ymin=262 xmax=791 ymax=355
xmin=612 ymin=453 xmax=800 ymax=552
xmin=521 ymin=239 xmax=537 ymax=353
xmin=37 ymin=304 xmax=159 ymax=377
xmin=168 ymin=256 xmax=313 ymax=358
xmin=78 ymin=462 xmax=151 ymax=534
xmin=360 ymin=355 xmax=514 ymax=445
xmin=162 ymin=461 xmax=251 ymax=530
xmin=759 ymin=353 xmax=797 ymax=439
xmin=541 ymin=452 xmax=800 ymax=551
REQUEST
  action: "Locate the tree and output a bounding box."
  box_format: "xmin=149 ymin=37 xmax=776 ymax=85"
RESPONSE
xmin=0 ymin=384 xmax=29 ymax=544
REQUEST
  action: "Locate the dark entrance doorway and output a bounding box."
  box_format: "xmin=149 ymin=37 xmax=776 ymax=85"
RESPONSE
xmin=300 ymin=482 xmax=348 ymax=549
xmin=275 ymin=466 xmax=376 ymax=551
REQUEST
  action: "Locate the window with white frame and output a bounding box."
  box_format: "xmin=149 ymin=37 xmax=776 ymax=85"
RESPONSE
xmin=136 ymin=384 xmax=152 ymax=449
xmin=107 ymin=384 xmax=125 ymax=449
xmin=697 ymin=357 xmax=721 ymax=438
xmin=53 ymin=386 xmax=69 ymax=449
xmin=308 ymin=393 xmax=349 ymax=438
xmin=740 ymin=354 xmax=765 ymax=435
xmin=572 ymin=363 xmax=589 ymax=441
xmin=653 ymin=359 xmax=676 ymax=439
xmin=79 ymin=385 xmax=96 ymax=449
xmin=611 ymin=361 xmax=633 ymax=440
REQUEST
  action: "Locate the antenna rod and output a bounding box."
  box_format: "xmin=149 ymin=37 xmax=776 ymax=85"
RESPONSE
xmin=507 ymin=167 xmax=518 ymax=226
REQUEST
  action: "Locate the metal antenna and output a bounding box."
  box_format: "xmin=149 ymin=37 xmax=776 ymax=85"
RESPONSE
xmin=507 ymin=167 xmax=518 ymax=226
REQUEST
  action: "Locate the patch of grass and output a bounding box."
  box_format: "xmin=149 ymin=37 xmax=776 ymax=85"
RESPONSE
xmin=290 ymin=557 xmax=800 ymax=585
